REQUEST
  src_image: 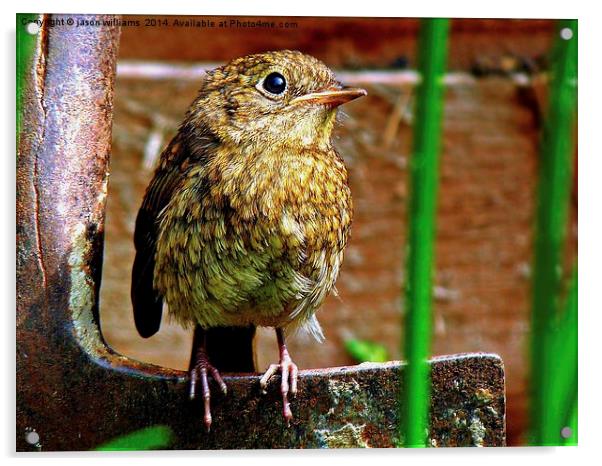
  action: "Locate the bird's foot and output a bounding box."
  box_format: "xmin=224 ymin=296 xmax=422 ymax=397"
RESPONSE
xmin=189 ymin=348 xmax=227 ymax=432
xmin=259 ymin=345 xmax=298 ymax=426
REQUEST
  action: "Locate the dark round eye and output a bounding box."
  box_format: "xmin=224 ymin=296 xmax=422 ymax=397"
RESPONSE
xmin=262 ymin=72 xmax=286 ymax=95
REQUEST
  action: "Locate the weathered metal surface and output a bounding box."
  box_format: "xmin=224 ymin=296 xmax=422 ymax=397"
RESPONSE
xmin=16 ymin=14 xmax=506 ymax=451
xmin=16 ymin=12 xmax=125 ymax=451
xmin=17 ymin=343 xmax=505 ymax=450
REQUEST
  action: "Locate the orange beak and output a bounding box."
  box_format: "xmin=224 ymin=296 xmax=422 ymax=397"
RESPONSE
xmin=290 ymin=87 xmax=367 ymax=107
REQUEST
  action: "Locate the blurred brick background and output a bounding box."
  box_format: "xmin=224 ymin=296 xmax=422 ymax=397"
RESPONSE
xmin=99 ymin=17 xmax=577 ymax=445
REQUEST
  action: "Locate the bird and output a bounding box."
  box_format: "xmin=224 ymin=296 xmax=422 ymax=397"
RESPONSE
xmin=131 ymin=50 xmax=366 ymax=431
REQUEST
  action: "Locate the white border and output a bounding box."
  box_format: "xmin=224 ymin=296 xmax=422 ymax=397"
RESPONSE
xmin=4 ymin=1 xmax=600 ymax=465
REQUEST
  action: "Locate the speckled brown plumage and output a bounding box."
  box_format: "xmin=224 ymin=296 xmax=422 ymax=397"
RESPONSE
xmin=131 ymin=50 xmax=365 ymax=429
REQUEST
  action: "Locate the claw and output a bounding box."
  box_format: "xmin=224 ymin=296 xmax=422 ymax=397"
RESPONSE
xmin=290 ymin=364 xmax=298 ymax=397
xmin=259 ymin=364 xmax=279 ymax=394
xmin=259 ymin=328 xmax=299 ymax=426
xmin=189 ymin=367 xmax=198 ymax=401
xmin=188 ymin=328 xmax=227 ymax=432
xmin=200 ymin=367 xmax=212 ymax=432
xmin=210 ymin=366 xmax=228 ymax=395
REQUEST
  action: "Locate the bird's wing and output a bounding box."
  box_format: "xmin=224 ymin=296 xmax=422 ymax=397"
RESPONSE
xmin=131 ymin=136 xmax=191 ymax=338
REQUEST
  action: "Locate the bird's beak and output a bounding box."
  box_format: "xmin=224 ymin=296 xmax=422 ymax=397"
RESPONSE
xmin=290 ymin=87 xmax=367 ymax=107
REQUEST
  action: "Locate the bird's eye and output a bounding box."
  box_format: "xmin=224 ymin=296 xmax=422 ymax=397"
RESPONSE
xmin=262 ymin=72 xmax=287 ymax=95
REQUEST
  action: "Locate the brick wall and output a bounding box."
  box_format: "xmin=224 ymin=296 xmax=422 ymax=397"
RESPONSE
xmin=100 ymin=72 xmax=579 ymax=444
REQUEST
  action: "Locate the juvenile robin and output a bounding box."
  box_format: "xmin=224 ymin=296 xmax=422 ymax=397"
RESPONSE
xmin=131 ymin=50 xmax=366 ymax=430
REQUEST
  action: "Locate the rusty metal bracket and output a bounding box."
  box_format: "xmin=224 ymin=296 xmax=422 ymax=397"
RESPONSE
xmin=16 ymin=14 xmax=506 ymax=451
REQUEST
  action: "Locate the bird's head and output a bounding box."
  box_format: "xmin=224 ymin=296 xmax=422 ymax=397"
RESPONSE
xmin=185 ymin=50 xmax=366 ymax=152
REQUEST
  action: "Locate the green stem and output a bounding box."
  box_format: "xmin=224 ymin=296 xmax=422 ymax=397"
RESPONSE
xmin=529 ymin=19 xmax=577 ymax=446
xmin=401 ymin=18 xmax=449 ymax=448
xmin=557 ymin=267 xmax=578 ymax=446
xmin=16 ymin=14 xmax=40 ymax=142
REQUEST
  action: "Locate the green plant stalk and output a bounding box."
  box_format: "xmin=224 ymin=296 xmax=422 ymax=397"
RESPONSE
xmin=529 ymin=19 xmax=577 ymax=446
xmin=16 ymin=14 xmax=40 ymax=140
xmin=556 ymin=267 xmax=578 ymax=446
xmin=537 ymin=264 xmax=577 ymax=445
xmin=563 ymin=396 xmax=578 ymax=446
xmin=401 ymin=18 xmax=449 ymax=448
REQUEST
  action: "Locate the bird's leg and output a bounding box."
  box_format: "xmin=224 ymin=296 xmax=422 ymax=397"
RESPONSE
xmin=188 ymin=326 xmax=227 ymax=432
xmin=259 ymin=328 xmax=299 ymax=425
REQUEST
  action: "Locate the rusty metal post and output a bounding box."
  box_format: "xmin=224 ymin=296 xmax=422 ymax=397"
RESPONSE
xmin=16 ymin=13 xmax=127 ymax=451
xmin=16 ymin=14 xmax=506 ymax=451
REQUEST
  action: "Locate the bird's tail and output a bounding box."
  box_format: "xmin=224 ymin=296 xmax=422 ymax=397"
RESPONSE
xmin=191 ymin=325 xmax=257 ymax=373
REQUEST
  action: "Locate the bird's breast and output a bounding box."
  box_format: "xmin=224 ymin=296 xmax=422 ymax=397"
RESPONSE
xmin=155 ymin=143 xmax=352 ymax=329
xmin=211 ymin=144 xmax=350 ymax=222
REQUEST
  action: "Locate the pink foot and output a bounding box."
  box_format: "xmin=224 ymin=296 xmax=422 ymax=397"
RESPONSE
xmin=189 ymin=340 xmax=227 ymax=432
xmin=259 ymin=329 xmax=298 ymax=425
